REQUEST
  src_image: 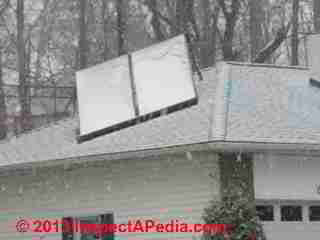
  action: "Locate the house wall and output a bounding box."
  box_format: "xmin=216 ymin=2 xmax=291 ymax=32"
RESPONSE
xmin=0 ymin=151 xmax=220 ymax=240
xmin=253 ymin=153 xmax=320 ymax=200
xmin=253 ymin=153 xmax=320 ymax=240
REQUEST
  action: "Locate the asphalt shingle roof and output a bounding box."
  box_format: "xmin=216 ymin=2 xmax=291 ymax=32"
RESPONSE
xmin=0 ymin=68 xmax=217 ymax=167
xmin=225 ymin=63 xmax=320 ymax=143
xmin=1 ymin=62 xmax=320 ymax=168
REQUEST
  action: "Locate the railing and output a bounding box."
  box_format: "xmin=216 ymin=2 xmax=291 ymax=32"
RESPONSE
xmin=0 ymin=84 xmax=76 ymax=137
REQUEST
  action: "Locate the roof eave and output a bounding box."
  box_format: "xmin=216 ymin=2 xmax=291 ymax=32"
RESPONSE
xmin=1 ymin=140 xmax=320 ymax=172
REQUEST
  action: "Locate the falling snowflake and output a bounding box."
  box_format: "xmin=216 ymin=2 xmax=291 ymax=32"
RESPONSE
xmin=267 ymin=154 xmax=275 ymax=170
xmin=65 ymin=183 xmax=70 ymax=190
xmin=236 ymin=152 xmax=242 ymax=162
xmin=186 ymin=152 xmax=193 ymax=161
xmin=106 ymin=184 xmax=111 ymax=192
xmin=18 ymin=186 xmax=23 ymax=195
xmin=1 ymin=185 xmax=6 ymax=192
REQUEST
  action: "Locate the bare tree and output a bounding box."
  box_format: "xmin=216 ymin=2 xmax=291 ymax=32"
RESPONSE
xmin=199 ymin=1 xmax=219 ymax=67
xmin=215 ymin=0 xmax=291 ymax=63
xmin=175 ymin=0 xmax=199 ymax=38
xmin=314 ymin=0 xmax=320 ymax=32
xmin=145 ymin=0 xmax=166 ymax=41
xmin=17 ymin=0 xmax=31 ymax=132
xmin=0 ymin=49 xmax=7 ymax=140
xmin=79 ymin=0 xmax=87 ymax=69
xmin=249 ymin=0 xmax=265 ymax=61
xmin=253 ymin=22 xmax=291 ymax=63
xmin=101 ymin=0 xmax=109 ymax=61
xmin=291 ymin=0 xmax=299 ymax=66
xmin=116 ymin=0 xmax=126 ymax=56
xmin=216 ymin=0 xmax=242 ymax=60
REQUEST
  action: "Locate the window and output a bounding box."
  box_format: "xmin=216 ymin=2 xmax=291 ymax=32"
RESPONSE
xmin=256 ymin=205 xmax=274 ymax=221
xmin=281 ymin=205 xmax=302 ymax=222
xmin=62 ymin=214 xmax=114 ymax=240
xmin=309 ymin=206 xmax=320 ymax=222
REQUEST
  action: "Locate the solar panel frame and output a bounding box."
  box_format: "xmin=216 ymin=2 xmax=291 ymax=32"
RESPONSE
xmin=76 ymin=55 xmax=136 ymax=137
xmin=131 ymin=35 xmax=197 ymax=116
xmin=76 ymin=34 xmax=198 ymax=143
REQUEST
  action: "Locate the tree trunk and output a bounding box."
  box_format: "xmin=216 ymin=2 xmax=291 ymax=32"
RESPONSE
xmin=175 ymin=0 xmax=199 ymax=38
xmin=249 ymin=0 xmax=265 ymax=61
xmin=314 ymin=0 xmax=320 ymax=32
xmin=0 ymin=50 xmax=7 ymax=140
xmin=200 ymin=0 xmax=219 ymax=67
xmin=217 ymin=0 xmax=241 ymax=61
xmin=222 ymin=16 xmax=236 ymax=60
xmin=291 ymin=0 xmax=299 ymax=66
xmin=175 ymin=0 xmax=184 ymax=34
xmin=116 ymin=0 xmax=126 ymax=56
xmin=102 ymin=0 xmax=109 ymax=61
xmin=147 ymin=0 xmax=166 ymax=42
xmin=17 ymin=0 xmax=31 ymax=132
xmin=79 ymin=0 xmax=87 ymax=69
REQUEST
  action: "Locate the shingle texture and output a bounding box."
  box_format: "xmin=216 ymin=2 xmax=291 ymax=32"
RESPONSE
xmin=0 ymin=68 xmax=217 ymax=167
xmin=226 ymin=63 xmax=320 ymax=143
xmin=1 ymin=62 xmax=320 ymax=168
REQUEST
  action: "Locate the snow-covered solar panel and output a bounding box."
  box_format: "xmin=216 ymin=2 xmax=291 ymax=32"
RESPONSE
xmin=132 ymin=35 xmax=196 ymax=115
xmin=76 ymin=35 xmax=197 ymax=143
xmin=76 ymin=55 xmax=135 ymax=137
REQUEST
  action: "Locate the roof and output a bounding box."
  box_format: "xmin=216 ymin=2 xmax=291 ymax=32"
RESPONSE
xmin=223 ymin=62 xmax=320 ymax=143
xmin=1 ymin=62 xmax=320 ymax=168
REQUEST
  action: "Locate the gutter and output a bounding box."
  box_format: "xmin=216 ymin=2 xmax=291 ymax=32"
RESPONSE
xmin=1 ymin=140 xmax=320 ymax=173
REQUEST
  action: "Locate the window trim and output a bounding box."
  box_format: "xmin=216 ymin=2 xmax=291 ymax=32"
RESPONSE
xmin=280 ymin=205 xmax=303 ymax=222
xmin=309 ymin=205 xmax=320 ymax=222
xmin=256 ymin=205 xmax=275 ymax=222
xmin=62 ymin=212 xmax=114 ymax=240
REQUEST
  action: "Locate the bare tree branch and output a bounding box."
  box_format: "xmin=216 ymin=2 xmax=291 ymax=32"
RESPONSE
xmin=254 ymin=22 xmax=292 ymax=63
xmin=217 ymin=0 xmax=228 ymax=17
xmin=144 ymin=0 xmax=166 ymax=41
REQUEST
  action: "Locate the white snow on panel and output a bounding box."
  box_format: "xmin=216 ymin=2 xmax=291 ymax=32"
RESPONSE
xmin=308 ymin=34 xmax=320 ymax=81
xmin=76 ymin=55 xmax=135 ymax=136
xmin=132 ymin=35 xmax=196 ymax=115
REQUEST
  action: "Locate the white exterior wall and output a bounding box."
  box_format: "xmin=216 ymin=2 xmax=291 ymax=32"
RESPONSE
xmin=254 ymin=153 xmax=320 ymax=200
xmin=0 ymin=151 xmax=220 ymax=240
xmin=253 ymin=153 xmax=320 ymax=240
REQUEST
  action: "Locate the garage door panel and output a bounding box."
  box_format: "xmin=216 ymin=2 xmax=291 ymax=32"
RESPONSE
xmin=263 ymin=223 xmax=320 ymax=240
xmin=254 ymin=154 xmax=320 ymax=200
xmin=256 ymin=201 xmax=320 ymax=240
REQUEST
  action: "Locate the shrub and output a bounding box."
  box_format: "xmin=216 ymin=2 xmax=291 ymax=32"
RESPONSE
xmin=202 ymin=181 xmax=266 ymax=240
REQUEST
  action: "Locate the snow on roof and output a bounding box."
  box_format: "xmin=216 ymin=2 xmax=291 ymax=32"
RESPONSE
xmin=0 ymin=62 xmax=320 ymax=168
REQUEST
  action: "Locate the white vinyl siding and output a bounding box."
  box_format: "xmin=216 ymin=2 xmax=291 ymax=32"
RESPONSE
xmin=0 ymin=151 xmax=219 ymax=240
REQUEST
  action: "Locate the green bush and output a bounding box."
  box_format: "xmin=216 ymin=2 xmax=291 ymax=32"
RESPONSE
xmin=202 ymin=184 xmax=266 ymax=240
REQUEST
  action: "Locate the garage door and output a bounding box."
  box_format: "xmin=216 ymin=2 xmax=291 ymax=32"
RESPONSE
xmin=256 ymin=201 xmax=320 ymax=240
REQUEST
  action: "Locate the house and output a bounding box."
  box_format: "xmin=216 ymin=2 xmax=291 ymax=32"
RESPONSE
xmin=1 ymin=59 xmax=320 ymax=240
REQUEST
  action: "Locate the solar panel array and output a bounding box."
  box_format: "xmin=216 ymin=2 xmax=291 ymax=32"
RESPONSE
xmin=76 ymin=35 xmax=197 ymax=143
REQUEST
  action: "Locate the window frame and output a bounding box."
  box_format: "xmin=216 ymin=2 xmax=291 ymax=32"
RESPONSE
xmin=280 ymin=205 xmax=303 ymax=222
xmin=62 ymin=213 xmax=114 ymax=240
xmin=256 ymin=205 xmax=275 ymax=222
xmin=309 ymin=205 xmax=320 ymax=222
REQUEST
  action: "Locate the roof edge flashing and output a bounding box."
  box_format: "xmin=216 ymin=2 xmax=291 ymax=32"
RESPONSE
xmin=211 ymin=62 xmax=231 ymax=141
xmin=224 ymin=61 xmax=309 ymax=70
